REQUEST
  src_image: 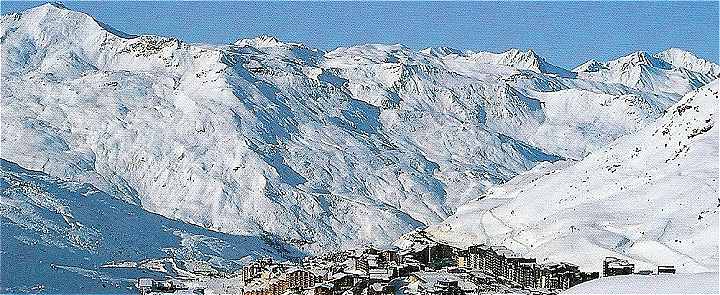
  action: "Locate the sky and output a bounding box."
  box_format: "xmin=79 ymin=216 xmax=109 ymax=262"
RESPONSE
xmin=1 ymin=1 xmax=718 ymax=69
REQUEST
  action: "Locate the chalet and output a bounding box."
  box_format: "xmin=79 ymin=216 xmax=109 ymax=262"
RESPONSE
xmin=347 ymin=255 xmax=369 ymax=274
xmin=367 ymin=254 xmax=380 ymax=268
xmin=327 ymin=273 xmax=354 ymax=291
xmin=398 ymin=262 xmax=421 ymax=277
xmin=428 ymin=243 xmax=458 ymax=266
xmin=489 ymin=246 xmax=515 ymax=277
xmin=137 ymin=278 xmax=153 ymax=295
xmin=368 ymin=268 xmax=395 ymax=283
xmin=404 ymin=242 xmax=458 ymax=268
xmin=578 ymin=271 xmax=599 ymax=283
xmin=242 ymin=258 xmax=274 ymax=283
xmin=136 ymin=278 xmax=191 ymax=295
xmin=603 ymin=257 xmax=634 ymax=277
xmin=456 ymin=250 xmax=468 ymax=268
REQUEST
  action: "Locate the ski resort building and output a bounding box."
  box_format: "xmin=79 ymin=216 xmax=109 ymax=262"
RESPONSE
xmin=455 ymin=244 xmax=598 ymax=291
xmin=286 ymin=268 xmax=317 ymax=289
xmin=658 ymin=265 xmax=676 ymax=274
xmin=603 ymin=257 xmax=635 ymax=277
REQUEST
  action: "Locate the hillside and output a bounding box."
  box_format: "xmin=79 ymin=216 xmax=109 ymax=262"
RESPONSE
xmin=1 ymin=3 xmax=717 ymax=252
xmin=0 ymin=159 xmax=302 ymax=293
xmin=422 ymin=81 xmax=719 ymax=273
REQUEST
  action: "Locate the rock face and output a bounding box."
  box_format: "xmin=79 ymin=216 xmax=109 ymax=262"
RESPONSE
xmin=1 ymin=3 xmax=717 ymax=252
xmin=423 ymin=81 xmax=719 ymax=273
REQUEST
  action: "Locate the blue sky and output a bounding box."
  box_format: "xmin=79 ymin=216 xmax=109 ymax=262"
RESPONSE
xmin=2 ymin=1 xmax=717 ymax=68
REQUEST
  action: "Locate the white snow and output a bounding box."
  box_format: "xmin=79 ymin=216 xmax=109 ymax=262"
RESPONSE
xmin=422 ymin=81 xmax=720 ymax=273
xmin=0 ymin=159 xmax=301 ymax=293
xmin=563 ymin=272 xmax=720 ymax=294
xmin=1 ymin=3 xmax=718 ymax=256
xmin=573 ymin=51 xmax=716 ymax=96
xmin=655 ymin=48 xmax=720 ymax=78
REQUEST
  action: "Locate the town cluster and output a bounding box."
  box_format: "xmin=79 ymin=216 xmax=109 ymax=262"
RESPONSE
xmin=138 ymin=241 xmax=677 ymax=295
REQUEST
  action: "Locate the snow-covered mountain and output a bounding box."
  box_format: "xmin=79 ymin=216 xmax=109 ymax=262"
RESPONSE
xmin=655 ymin=48 xmax=720 ymax=78
xmin=420 ymin=81 xmax=719 ymax=273
xmin=574 ymin=50 xmax=717 ymax=96
xmin=1 ymin=3 xmax=717 ymax=253
xmin=0 ymin=159 xmax=302 ymax=293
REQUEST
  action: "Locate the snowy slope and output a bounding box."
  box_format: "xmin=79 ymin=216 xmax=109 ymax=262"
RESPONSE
xmin=1 ymin=3 xmax=446 ymax=251
xmin=324 ymin=45 xmax=684 ymax=160
xmin=574 ymin=50 xmax=716 ymax=96
xmin=423 ymin=81 xmax=720 ymax=273
xmin=563 ymin=272 xmax=719 ymax=294
xmin=0 ymin=159 xmax=302 ymax=293
xmin=1 ymin=3 xmax=717 ymax=253
xmin=655 ymin=48 xmax=720 ymax=78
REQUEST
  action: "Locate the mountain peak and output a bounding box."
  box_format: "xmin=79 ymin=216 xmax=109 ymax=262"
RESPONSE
xmin=661 ymin=47 xmax=694 ymax=56
xmin=573 ymin=59 xmax=607 ymax=73
xmin=26 ymin=2 xmax=69 ymax=11
xmin=46 ymin=2 xmax=68 ymax=9
xmin=23 ymin=2 xmax=86 ymax=19
xmin=503 ymin=48 xmax=540 ymax=60
xmin=490 ymin=48 xmax=542 ymax=69
xmin=419 ymin=46 xmax=463 ymax=57
xmin=255 ymin=34 xmax=281 ymax=44
xmin=498 ymin=48 xmax=575 ymax=77
xmin=22 ymin=2 xmax=69 ymax=13
xmin=655 ymin=48 xmax=720 ymax=78
xmin=611 ymin=50 xmax=671 ymax=70
xmin=19 ymin=2 xmax=68 ymax=19
xmin=14 ymin=2 xmax=133 ymax=39
xmin=234 ymin=35 xmax=290 ymax=48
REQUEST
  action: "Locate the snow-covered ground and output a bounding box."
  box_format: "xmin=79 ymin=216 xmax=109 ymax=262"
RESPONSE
xmin=421 ymin=81 xmax=719 ymax=273
xmin=563 ymin=272 xmax=720 ymax=294
xmin=1 ymin=3 xmax=718 ymax=256
xmin=0 ymin=159 xmax=302 ymax=293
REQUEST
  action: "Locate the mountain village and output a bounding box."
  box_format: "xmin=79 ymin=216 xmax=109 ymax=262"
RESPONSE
xmin=1 ymin=3 xmax=718 ymax=294
xmin=137 ymin=239 xmax=678 ymax=295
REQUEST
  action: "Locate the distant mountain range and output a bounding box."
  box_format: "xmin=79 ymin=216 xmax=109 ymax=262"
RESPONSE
xmin=1 ymin=3 xmax=718 ymax=289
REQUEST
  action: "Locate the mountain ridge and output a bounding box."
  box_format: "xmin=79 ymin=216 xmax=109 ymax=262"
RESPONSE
xmin=417 ymin=80 xmax=719 ymax=273
xmin=1 ymin=158 xmax=302 ymax=293
xmin=2 ymin=3 xmax=718 ymax=254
